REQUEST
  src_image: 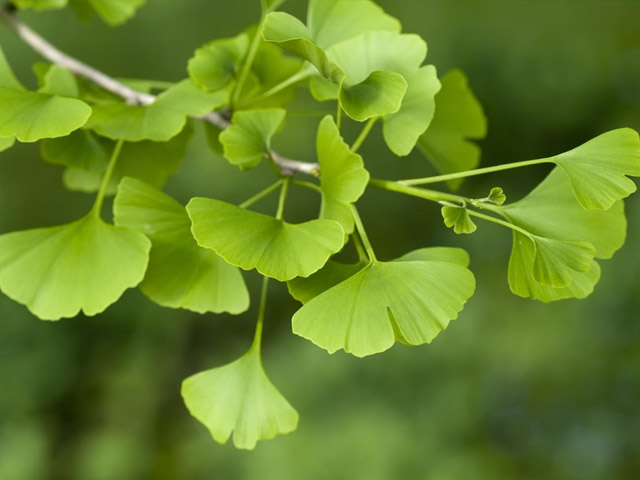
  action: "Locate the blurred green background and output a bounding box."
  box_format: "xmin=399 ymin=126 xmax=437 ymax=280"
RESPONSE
xmin=1 ymin=1 xmax=640 ymax=479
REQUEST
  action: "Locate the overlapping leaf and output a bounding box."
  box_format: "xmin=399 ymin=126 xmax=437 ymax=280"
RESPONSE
xmin=69 ymin=0 xmax=146 ymax=25
xmin=219 ymin=109 xmax=286 ymax=169
xmin=316 ymin=116 xmax=369 ymax=232
xmin=188 ymin=33 xmax=250 ymax=92
xmin=0 ymin=47 xmax=91 ymax=143
xmin=187 ymin=198 xmax=344 ymax=281
xmin=114 ymin=178 xmax=250 ymax=314
xmin=292 ymin=249 xmax=475 ymax=357
xmin=497 ymin=169 xmax=626 ymax=301
xmin=418 ymin=69 xmax=487 ymax=189
xmin=182 ymin=345 xmax=298 ymax=450
xmin=85 ymin=79 xmax=223 ymax=142
xmin=544 ymin=128 xmax=640 ymax=210
xmin=0 ymin=214 xmax=150 ymax=320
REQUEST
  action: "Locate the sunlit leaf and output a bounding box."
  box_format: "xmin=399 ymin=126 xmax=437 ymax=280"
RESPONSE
xmin=37 ymin=65 xmax=79 ymax=97
xmin=288 ymin=246 xmax=470 ymax=304
xmin=12 ymin=0 xmax=66 ymax=11
xmin=0 ymin=136 xmax=15 ymax=153
xmin=219 ymin=109 xmax=286 ymax=169
xmin=486 ymin=187 xmax=506 ymax=206
xmin=316 ymin=116 xmax=369 ymax=233
xmin=0 ymin=214 xmax=150 ymax=320
xmin=418 ymin=69 xmax=487 ymax=190
xmin=114 ymin=178 xmax=249 ymax=314
xmin=441 ymin=205 xmax=477 ymax=234
xmin=86 ymin=79 xmax=222 ymax=142
xmin=499 ymin=169 xmax=626 ymax=301
xmin=188 ymin=33 xmax=249 ymax=91
xmin=187 ymin=198 xmax=345 ymax=281
xmin=338 ymin=71 xmax=407 ymax=122
xmin=292 ymin=256 xmax=475 ymax=357
xmin=547 ymin=128 xmax=640 ymax=210
xmin=182 ymin=345 xmax=298 ymax=450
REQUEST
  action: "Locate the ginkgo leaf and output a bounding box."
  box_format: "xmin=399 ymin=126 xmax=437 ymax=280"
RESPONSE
xmin=0 ymin=136 xmax=16 ymax=153
xmin=42 ymin=125 xmax=193 ymax=194
xmin=113 ymin=178 xmax=249 ymax=314
xmin=547 ymin=128 xmax=640 ymax=210
xmin=441 ymin=205 xmax=477 ymax=234
xmin=307 ymin=0 xmax=400 ymax=49
xmin=187 ymin=198 xmax=345 ymax=282
xmin=498 ymin=168 xmax=626 ymax=301
xmin=486 ymin=187 xmax=506 ymax=206
xmin=69 ymin=0 xmax=146 ymax=26
xmin=338 ymin=71 xmax=408 ymax=122
xmin=182 ymin=345 xmax=298 ymax=450
xmin=530 ymin=236 xmax=594 ymax=288
xmin=288 ymin=246 xmax=470 ymax=305
xmin=37 ymin=65 xmax=79 ymax=97
xmin=0 ymin=214 xmax=150 ymax=321
xmin=317 ymin=116 xmax=369 ymax=232
xmin=86 ymin=79 xmax=223 ymax=142
xmin=309 ymin=74 xmax=339 ymax=101
xmin=418 ymin=69 xmax=487 ymax=190
xmin=292 ymin=258 xmax=476 ymax=357
xmin=12 ymin=0 xmax=66 ymax=10
xmin=219 ymin=109 xmax=286 ymax=169
xmin=188 ymin=33 xmax=249 ymax=91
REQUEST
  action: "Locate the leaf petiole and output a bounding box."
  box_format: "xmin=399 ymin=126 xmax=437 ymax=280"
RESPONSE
xmin=351 ymin=117 xmax=378 ymax=153
xmin=351 ymin=205 xmax=377 ymax=262
xmin=276 ymin=177 xmax=291 ymax=220
xmin=251 ymin=275 xmax=270 ymax=353
xmin=240 ymin=179 xmax=284 ymax=209
xmin=92 ymin=138 xmax=124 ymax=218
xmin=292 ymin=179 xmax=322 ymax=193
xmin=231 ymin=12 xmax=268 ymax=108
xmin=240 ymin=64 xmax=315 ymax=108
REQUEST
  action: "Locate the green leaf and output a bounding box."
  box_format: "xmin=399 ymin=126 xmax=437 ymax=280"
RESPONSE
xmin=42 ymin=125 xmax=193 ymax=194
xmin=0 ymin=214 xmax=150 ymax=321
xmin=219 ymin=109 xmax=286 ymax=170
xmin=0 ymin=136 xmax=16 ymax=154
xmin=37 ymin=65 xmax=79 ymax=97
xmin=288 ymin=246 xmax=470 ymax=305
xmin=85 ymin=79 xmax=221 ymax=142
xmin=418 ymin=69 xmax=487 ymax=190
xmin=486 ymin=187 xmax=506 ymax=206
xmin=338 ymin=71 xmax=407 ymax=122
xmin=0 ymin=48 xmax=22 ymax=91
xmin=12 ymin=0 xmax=67 ymax=11
xmin=182 ymin=345 xmax=298 ymax=450
xmin=307 ymin=0 xmax=400 ymax=49
xmin=547 ymin=128 xmax=640 ymax=210
xmin=113 ymin=178 xmax=249 ymax=314
xmin=309 ymin=74 xmax=339 ymax=101
xmin=187 ymin=198 xmax=345 ymax=282
xmin=441 ymin=205 xmax=477 ymax=234
xmin=499 ymin=169 xmax=626 ymax=301
xmin=69 ymin=0 xmax=146 ymax=26
xmin=316 ymin=116 xmax=369 ymax=233
xmin=188 ymin=33 xmax=250 ymax=91
xmin=292 ymin=258 xmax=476 ymax=357
xmin=263 ymin=12 xmax=342 ymax=81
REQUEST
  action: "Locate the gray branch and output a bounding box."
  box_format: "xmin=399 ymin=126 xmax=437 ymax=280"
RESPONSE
xmin=0 ymin=5 xmax=319 ymax=176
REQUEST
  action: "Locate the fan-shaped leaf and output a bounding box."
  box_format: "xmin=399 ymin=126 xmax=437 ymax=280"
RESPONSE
xmin=338 ymin=71 xmax=407 ymax=122
xmin=188 ymin=33 xmax=250 ymax=91
xmin=182 ymin=345 xmax=298 ymax=450
xmin=0 ymin=214 xmax=150 ymax=320
xmin=219 ymin=109 xmax=286 ymax=169
xmin=549 ymin=128 xmax=640 ymax=210
xmin=0 ymin=136 xmax=15 ymax=153
xmin=441 ymin=205 xmax=477 ymax=234
xmin=37 ymin=65 xmax=79 ymax=97
xmin=113 ymin=178 xmax=249 ymax=314
xmin=187 ymin=198 xmax=344 ymax=281
xmin=69 ymin=0 xmax=146 ymax=26
xmin=317 ymin=116 xmax=369 ymax=233
xmin=292 ymin=258 xmax=475 ymax=357
xmin=418 ymin=69 xmax=487 ymax=190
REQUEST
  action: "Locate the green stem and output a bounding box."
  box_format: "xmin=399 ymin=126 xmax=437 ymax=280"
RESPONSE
xmin=368 ymin=178 xmax=468 ymax=205
xmin=351 ymin=205 xmax=377 ymax=262
xmin=231 ymin=15 xmax=267 ymax=108
xmin=466 ymin=209 xmax=532 ymax=237
xmin=336 ymin=103 xmax=343 ymax=131
xmin=399 ymin=158 xmax=552 ymax=186
xmin=351 ymin=117 xmax=378 ymax=153
xmin=351 ymin=232 xmax=368 ymax=263
xmin=251 ymin=275 xmax=270 ymax=352
xmin=92 ymin=139 xmax=124 ymax=217
xmin=276 ymin=177 xmax=291 ymax=220
xmin=239 ymin=179 xmax=284 ymax=209
xmin=240 ymin=64 xmax=315 ymax=108
xmin=292 ymin=179 xmax=322 ymax=193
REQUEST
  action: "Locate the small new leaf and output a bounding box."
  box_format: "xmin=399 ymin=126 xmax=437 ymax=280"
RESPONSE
xmin=487 ymin=187 xmax=507 ymax=206
xmin=441 ymin=205 xmax=477 ymax=234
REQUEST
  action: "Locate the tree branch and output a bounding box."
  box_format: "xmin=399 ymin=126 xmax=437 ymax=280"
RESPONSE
xmin=0 ymin=4 xmax=319 ymax=176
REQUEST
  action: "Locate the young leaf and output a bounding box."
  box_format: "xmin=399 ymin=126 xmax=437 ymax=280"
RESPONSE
xmin=113 ymin=178 xmax=249 ymax=314
xmin=188 ymin=33 xmax=250 ymax=91
xmin=486 ymin=187 xmax=506 ymax=206
xmin=85 ymin=79 xmax=223 ymax=142
xmin=441 ymin=205 xmax=477 ymax=234
xmin=547 ymin=128 xmax=640 ymax=210
xmin=292 ymin=258 xmax=476 ymax=357
xmin=0 ymin=214 xmax=150 ymax=321
xmin=187 ymin=198 xmax=345 ymax=282
xmin=182 ymin=345 xmax=298 ymax=450
xmin=499 ymin=168 xmax=626 ymax=301
xmin=338 ymin=71 xmax=408 ymax=122
xmin=317 ymin=116 xmax=370 ymax=233
xmin=288 ymin=246 xmax=470 ymax=305
xmin=418 ymin=69 xmax=487 ymax=190
xmin=219 ymin=109 xmax=286 ymax=170
xmin=37 ymin=65 xmax=79 ymax=97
